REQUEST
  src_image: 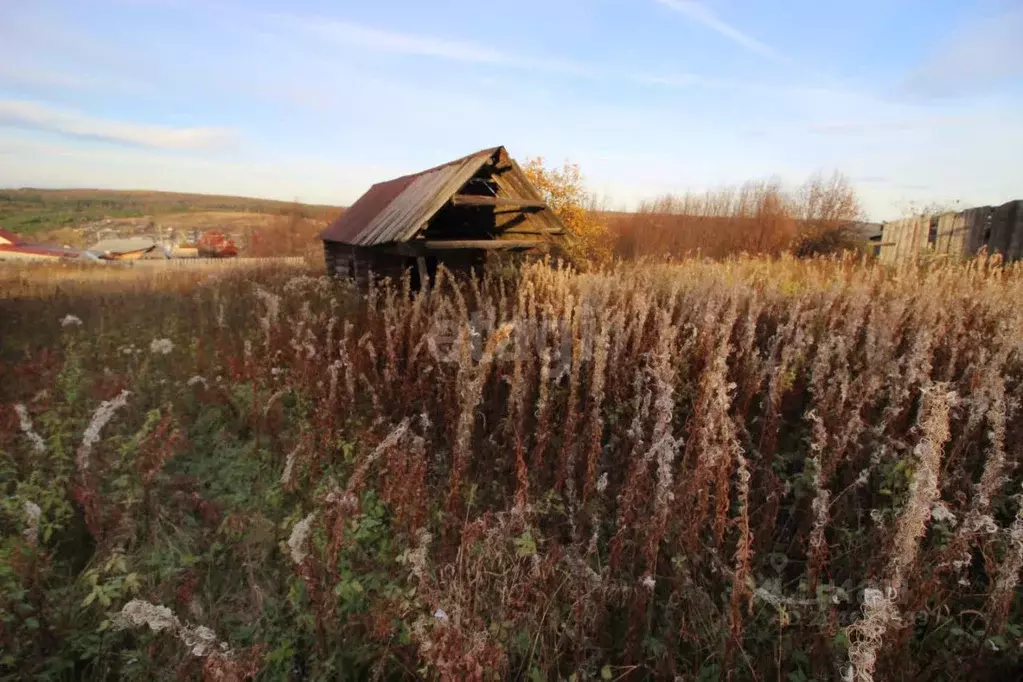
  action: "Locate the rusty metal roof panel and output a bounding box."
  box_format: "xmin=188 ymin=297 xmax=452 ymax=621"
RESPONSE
xmin=0 ymin=243 xmax=83 ymax=260
xmin=319 ymin=175 xmax=416 ymax=245
xmin=0 ymin=227 xmax=22 ymax=245
xmin=320 ymin=147 xmax=501 ymax=246
xmin=88 ymin=237 xmax=160 ymax=254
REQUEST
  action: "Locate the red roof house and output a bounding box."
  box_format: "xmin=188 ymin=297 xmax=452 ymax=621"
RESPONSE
xmin=0 ymin=227 xmax=84 ymax=262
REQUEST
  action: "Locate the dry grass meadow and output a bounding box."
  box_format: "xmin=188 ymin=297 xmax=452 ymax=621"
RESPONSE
xmin=2 ymin=251 xmax=1022 ymax=681
xmin=0 ymin=189 xmax=339 ymax=238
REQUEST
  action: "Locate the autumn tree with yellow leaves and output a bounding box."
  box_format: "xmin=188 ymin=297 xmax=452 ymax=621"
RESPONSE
xmin=523 ymin=158 xmax=613 ymax=267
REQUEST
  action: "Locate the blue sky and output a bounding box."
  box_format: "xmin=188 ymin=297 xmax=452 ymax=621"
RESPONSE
xmin=1 ymin=0 xmax=1021 ymax=220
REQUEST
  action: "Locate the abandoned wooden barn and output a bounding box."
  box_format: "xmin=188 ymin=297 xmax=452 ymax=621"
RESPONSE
xmin=319 ymin=146 xmax=566 ymax=287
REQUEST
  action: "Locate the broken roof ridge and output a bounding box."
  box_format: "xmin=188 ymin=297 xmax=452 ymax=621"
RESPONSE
xmin=370 ymin=145 xmax=503 ymax=187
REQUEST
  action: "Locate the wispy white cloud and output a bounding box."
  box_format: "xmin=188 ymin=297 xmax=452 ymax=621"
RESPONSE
xmin=628 ymin=72 xmax=737 ymax=89
xmin=631 ymin=73 xmax=863 ymax=102
xmin=261 ymin=12 xmax=818 ymax=95
xmin=295 ymin=17 xmax=507 ymax=63
xmin=0 ymin=100 xmax=235 ymax=150
xmin=272 ymin=14 xmax=601 ymax=78
xmin=807 ymin=114 xmax=980 ymax=136
xmin=653 ymin=0 xmax=788 ymax=62
xmin=0 ymin=64 xmax=102 ymax=90
xmin=901 ymin=7 xmax=1023 ymax=97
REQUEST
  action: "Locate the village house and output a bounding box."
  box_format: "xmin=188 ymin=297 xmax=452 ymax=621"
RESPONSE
xmin=319 ymin=146 xmax=566 ymax=288
xmin=87 ymin=237 xmax=163 ymax=261
xmin=0 ymin=228 xmax=84 ymax=262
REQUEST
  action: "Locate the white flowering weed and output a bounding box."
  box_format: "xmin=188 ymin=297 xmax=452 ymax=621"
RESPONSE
xmin=149 ymin=338 xmax=174 ymax=355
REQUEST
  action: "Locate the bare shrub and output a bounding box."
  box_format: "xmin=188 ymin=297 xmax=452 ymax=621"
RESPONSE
xmin=609 ymin=170 xmax=863 ymax=260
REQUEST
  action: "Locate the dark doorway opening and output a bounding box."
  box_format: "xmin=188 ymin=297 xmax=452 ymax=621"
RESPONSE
xmin=405 ymin=255 xmax=439 ymax=292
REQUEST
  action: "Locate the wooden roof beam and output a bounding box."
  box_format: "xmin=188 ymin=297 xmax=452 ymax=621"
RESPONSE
xmin=380 ymin=239 xmax=547 ymax=256
xmin=503 ymin=228 xmax=564 ymax=235
xmin=420 ymin=239 xmax=544 ymax=250
xmin=450 ymin=195 xmax=547 ymax=209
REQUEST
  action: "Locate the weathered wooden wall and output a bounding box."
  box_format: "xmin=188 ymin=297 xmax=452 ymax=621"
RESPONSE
xmin=324 ymin=242 xmax=484 ymax=288
xmin=879 ymin=200 xmax=1022 ymax=263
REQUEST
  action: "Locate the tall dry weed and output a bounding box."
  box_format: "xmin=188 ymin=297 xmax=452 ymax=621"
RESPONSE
xmin=5 ymin=254 xmax=1023 ymax=680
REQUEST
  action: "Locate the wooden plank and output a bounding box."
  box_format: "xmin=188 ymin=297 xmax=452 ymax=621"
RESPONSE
xmin=964 ymin=207 xmax=989 ymax=255
xmin=503 ymin=228 xmax=565 ymax=235
xmin=911 ymin=215 xmax=928 ymax=254
xmin=496 ymin=212 xmax=564 ymax=234
xmin=892 ymin=220 xmax=906 ymax=262
xmin=450 ymin=195 xmax=547 ymax=209
xmin=880 ymin=219 xmax=902 ymax=263
xmin=990 ymin=202 xmax=1014 ymax=256
xmin=379 ymin=240 xmax=543 ymax=256
xmin=491 ymin=149 xmax=568 ymax=237
xmin=422 ymin=239 xmax=542 ymax=250
xmin=1007 ymin=201 xmax=1023 ymax=261
xmin=416 ymin=256 xmax=429 ymax=291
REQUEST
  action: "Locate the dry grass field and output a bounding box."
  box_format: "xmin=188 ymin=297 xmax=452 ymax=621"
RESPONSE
xmin=0 ymin=189 xmax=340 ymax=257
xmin=0 ymin=189 xmax=340 ymax=237
xmin=2 ymin=253 xmax=1022 ymax=681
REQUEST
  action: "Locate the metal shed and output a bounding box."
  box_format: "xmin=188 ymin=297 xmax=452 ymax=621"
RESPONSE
xmin=88 ymin=237 xmax=162 ymax=261
xmin=319 ymin=146 xmax=565 ymax=287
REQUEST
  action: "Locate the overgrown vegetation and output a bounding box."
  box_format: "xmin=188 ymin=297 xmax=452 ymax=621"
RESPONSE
xmin=524 ymin=159 xmax=612 ymax=266
xmin=608 ymin=171 xmax=865 ymax=260
xmin=2 ymin=253 xmax=1022 ymax=681
xmin=245 ymin=205 xmax=329 ymax=262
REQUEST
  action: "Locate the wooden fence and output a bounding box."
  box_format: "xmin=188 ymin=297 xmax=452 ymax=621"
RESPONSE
xmin=878 ymin=199 xmax=1023 ymax=263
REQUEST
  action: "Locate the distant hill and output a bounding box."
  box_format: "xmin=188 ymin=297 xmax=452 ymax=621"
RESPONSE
xmin=0 ymin=188 xmax=344 ymax=237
